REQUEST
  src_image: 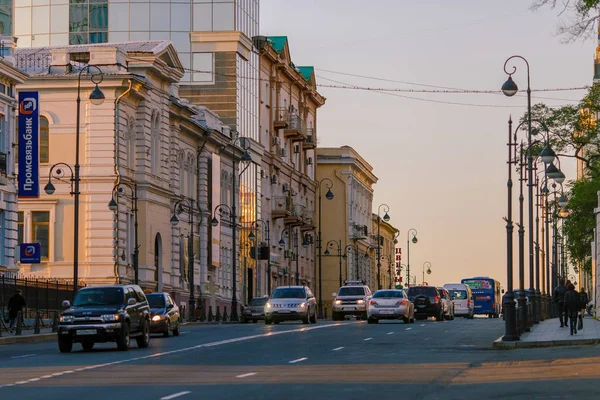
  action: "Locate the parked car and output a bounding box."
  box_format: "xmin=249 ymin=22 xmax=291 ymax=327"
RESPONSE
xmin=443 ymin=283 xmax=474 ymax=319
xmin=57 ymin=285 xmax=151 ymax=353
xmin=437 ymin=287 xmax=455 ymax=320
xmin=332 ymin=280 xmax=373 ymax=321
xmin=407 ymin=286 xmax=444 ymax=321
xmin=146 ymin=292 xmax=180 ymax=337
xmin=264 ymin=286 xmax=317 ymax=325
xmin=242 ymin=296 xmax=269 ymax=323
xmin=367 ymin=289 xmax=414 ymax=324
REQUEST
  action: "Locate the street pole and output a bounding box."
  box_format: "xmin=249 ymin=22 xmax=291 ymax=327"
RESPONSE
xmin=108 ymin=182 xmax=139 ymax=285
xmin=317 ymin=178 xmax=333 ymax=319
xmin=294 ymin=229 xmax=300 ymax=285
xmin=376 ymin=204 xmax=390 ymax=290
xmin=406 ymin=229 xmax=417 ymax=288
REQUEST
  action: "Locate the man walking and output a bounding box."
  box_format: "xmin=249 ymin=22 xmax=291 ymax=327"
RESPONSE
xmin=564 ymin=283 xmax=580 ymax=335
xmin=553 ymin=278 xmax=567 ymax=327
xmin=7 ymin=289 xmax=26 ymax=333
xmin=578 ymin=287 xmax=589 ymax=329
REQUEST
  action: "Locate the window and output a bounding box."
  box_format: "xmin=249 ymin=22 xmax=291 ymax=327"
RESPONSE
xmin=69 ymin=0 xmax=108 ymax=45
xmin=40 ymin=116 xmax=49 ymax=163
xmin=31 ymin=211 xmax=49 ymax=260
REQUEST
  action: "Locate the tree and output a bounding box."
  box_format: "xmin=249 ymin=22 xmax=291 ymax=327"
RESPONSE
xmin=531 ymin=0 xmax=600 ymax=42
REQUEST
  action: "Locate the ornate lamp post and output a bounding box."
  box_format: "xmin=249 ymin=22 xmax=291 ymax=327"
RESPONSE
xmin=171 ymin=198 xmax=202 ymax=322
xmin=324 ymin=240 xmax=343 ymax=287
xmin=316 ymin=178 xmax=334 ymax=318
xmin=376 ymin=204 xmax=390 ymax=290
xmin=108 ymin=181 xmax=139 ymax=284
xmin=43 ymin=65 xmax=105 ymax=297
xmin=406 ymin=229 xmax=418 ymax=288
xmin=422 ymin=261 xmax=432 ymax=285
xmin=249 ymin=219 xmax=270 ymax=295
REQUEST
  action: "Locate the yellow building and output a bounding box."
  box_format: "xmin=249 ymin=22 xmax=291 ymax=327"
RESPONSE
xmin=316 ymin=146 xmax=378 ymax=314
xmin=371 ymin=214 xmax=400 ymax=291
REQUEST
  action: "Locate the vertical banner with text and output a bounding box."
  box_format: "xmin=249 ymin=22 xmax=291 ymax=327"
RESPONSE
xmin=18 ymin=91 xmax=40 ymax=198
xmin=211 ymin=154 xmax=221 ymax=267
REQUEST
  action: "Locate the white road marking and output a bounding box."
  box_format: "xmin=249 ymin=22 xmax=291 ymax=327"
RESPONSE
xmin=27 ymin=378 xmax=40 ymax=382
xmin=387 ymin=332 xmax=394 ymax=335
xmin=333 ymin=347 xmax=344 ymax=351
xmin=364 ymin=337 xmax=373 ymax=341
xmin=460 ymin=344 xmax=476 ymax=347
xmin=11 ymin=354 xmax=36 ymax=359
xmin=405 ymin=328 xmax=412 ymax=331
xmin=424 ymin=338 xmax=430 ymax=341
xmin=180 ymin=331 xmax=189 ymax=335
xmin=420 ymin=324 xmax=425 ymax=327
xmin=40 ymin=375 xmax=53 ymax=379
xmin=0 ymin=321 xmax=357 ymax=389
xmin=160 ymin=391 xmax=191 ymax=400
xmin=289 ymin=357 xmax=308 ymax=364
xmin=236 ymin=373 xmax=257 ymax=378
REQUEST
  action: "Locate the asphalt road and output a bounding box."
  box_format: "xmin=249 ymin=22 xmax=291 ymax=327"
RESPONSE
xmin=1 ymin=316 xmax=600 ymax=400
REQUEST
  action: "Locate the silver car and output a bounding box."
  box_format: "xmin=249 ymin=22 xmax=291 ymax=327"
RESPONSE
xmin=367 ymin=289 xmax=415 ymax=324
xmin=265 ymin=286 xmax=317 ymax=325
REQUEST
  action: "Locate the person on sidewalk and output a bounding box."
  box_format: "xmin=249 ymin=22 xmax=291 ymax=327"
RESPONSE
xmin=563 ymin=283 xmax=580 ymax=335
xmin=7 ymin=289 xmax=26 ymax=333
xmin=553 ymin=278 xmax=567 ymax=327
xmin=578 ymin=288 xmax=589 ymax=329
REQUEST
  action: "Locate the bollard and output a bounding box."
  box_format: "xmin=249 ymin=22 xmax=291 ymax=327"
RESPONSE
xmin=52 ymin=311 xmax=59 ymax=333
xmin=207 ymin=306 xmax=214 ymax=322
xmin=15 ymin=311 xmax=22 ymax=336
xmin=222 ymin=307 xmax=228 ymax=322
xmin=34 ymin=311 xmax=41 ymax=334
xmin=199 ymin=305 xmax=207 ymax=322
xmin=215 ymin=306 xmax=221 ymax=322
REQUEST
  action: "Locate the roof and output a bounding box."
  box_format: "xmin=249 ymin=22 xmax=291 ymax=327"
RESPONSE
xmin=296 ymin=66 xmax=313 ymax=82
xmin=266 ymin=36 xmax=287 ymax=54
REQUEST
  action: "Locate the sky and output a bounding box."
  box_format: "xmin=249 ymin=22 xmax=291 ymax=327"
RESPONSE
xmin=260 ymin=0 xmax=592 ymax=290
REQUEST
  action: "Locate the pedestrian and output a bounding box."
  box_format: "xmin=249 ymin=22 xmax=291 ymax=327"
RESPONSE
xmin=578 ymin=287 xmax=589 ymax=329
xmin=7 ymin=289 xmax=26 ymax=333
xmin=553 ymin=278 xmax=567 ymax=328
xmin=563 ymin=283 xmax=580 ymax=335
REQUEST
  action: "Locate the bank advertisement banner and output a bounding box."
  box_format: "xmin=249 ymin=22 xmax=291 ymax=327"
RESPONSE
xmin=18 ymin=91 xmax=40 ymax=198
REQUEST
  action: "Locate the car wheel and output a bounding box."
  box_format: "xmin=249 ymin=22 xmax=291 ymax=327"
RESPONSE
xmin=172 ymin=322 xmax=180 ymax=336
xmin=81 ymin=341 xmax=94 ymax=351
xmin=136 ymin=320 xmax=150 ymax=348
xmin=117 ymin=323 xmax=131 ymax=351
xmin=58 ymin=336 xmax=73 ymax=353
xmin=265 ymin=318 xmax=272 ymax=325
xmin=163 ymin=321 xmax=171 ymax=338
xmin=302 ymin=312 xmax=310 ymax=324
xmin=438 ymin=310 xmax=445 ymax=322
xmin=310 ymin=310 xmax=317 ymax=324
xmin=403 ymin=316 xmax=410 ymax=324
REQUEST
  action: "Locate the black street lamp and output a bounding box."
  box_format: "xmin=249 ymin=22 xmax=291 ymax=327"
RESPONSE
xmin=316 ymin=178 xmax=334 ymax=319
xmin=292 ymin=229 xmax=308 ymax=285
xmin=406 ymin=229 xmax=418 ymax=288
xmin=249 ymin=219 xmax=270 ymax=295
xmin=324 ymin=239 xmax=343 ymax=288
xmin=43 ymin=65 xmax=104 ymax=297
xmin=171 ymin=198 xmax=202 ymax=322
xmin=108 ymin=181 xmax=139 ymax=284
xmin=422 ymin=261 xmax=432 ymax=285
xmin=376 ymin=204 xmax=390 ymax=290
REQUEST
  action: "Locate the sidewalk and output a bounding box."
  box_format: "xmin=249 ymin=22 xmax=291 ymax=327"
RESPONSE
xmin=493 ymin=316 xmax=600 ymax=349
xmin=0 ymin=327 xmax=56 ymax=345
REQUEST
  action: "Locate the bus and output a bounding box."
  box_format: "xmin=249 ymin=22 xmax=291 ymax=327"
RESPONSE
xmin=460 ymin=277 xmax=502 ymax=318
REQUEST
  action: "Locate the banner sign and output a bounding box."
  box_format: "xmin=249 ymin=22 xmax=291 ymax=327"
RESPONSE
xmin=211 ymin=154 xmax=221 ymax=267
xmin=18 ymin=91 xmax=40 ymax=198
xmin=20 ymin=242 xmax=41 ymax=264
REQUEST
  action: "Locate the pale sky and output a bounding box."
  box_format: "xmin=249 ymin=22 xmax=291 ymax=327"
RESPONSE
xmin=260 ymin=0 xmax=590 ymax=290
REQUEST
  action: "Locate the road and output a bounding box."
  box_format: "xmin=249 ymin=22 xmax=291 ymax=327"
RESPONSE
xmin=1 ymin=317 xmax=600 ymax=400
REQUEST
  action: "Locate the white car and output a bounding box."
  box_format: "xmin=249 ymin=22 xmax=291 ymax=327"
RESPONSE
xmin=444 ymin=283 xmax=474 ymax=319
xmin=367 ymin=289 xmax=414 ymax=324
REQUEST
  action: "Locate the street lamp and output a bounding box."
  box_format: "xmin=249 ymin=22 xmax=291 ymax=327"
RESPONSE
xmin=249 ymin=219 xmax=270 ymax=295
xmin=316 ymin=178 xmax=334 ymax=319
xmin=422 ymin=261 xmax=432 ymax=285
xmin=324 ymin=240 xmax=343 ymax=288
xmin=376 ymin=204 xmax=390 ymax=290
xmin=108 ymin=181 xmax=139 ymax=284
xmin=43 ymin=65 xmax=104 ymax=297
xmin=171 ymin=198 xmax=202 ymax=322
xmin=406 ymin=229 xmax=418 ymax=288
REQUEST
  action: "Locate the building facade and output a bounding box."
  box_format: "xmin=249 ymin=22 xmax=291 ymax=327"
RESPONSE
xmin=255 ymin=36 xmax=325 ymax=295
xmin=371 ymin=214 xmax=399 ymax=291
xmin=0 ymin=36 xmax=28 ymax=272
xmin=316 ymin=146 xmax=378 ymax=312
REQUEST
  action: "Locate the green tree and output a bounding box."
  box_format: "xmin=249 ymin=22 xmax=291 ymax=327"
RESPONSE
xmin=531 ymin=0 xmax=600 ymax=42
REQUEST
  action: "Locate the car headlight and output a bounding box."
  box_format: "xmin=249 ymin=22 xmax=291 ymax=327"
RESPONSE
xmin=101 ymin=314 xmax=120 ymax=322
xmin=299 ymin=302 xmax=306 ymax=308
xmin=265 ymin=302 xmax=272 ymax=309
xmin=59 ymin=315 xmax=74 ymax=323
xmin=151 ymin=315 xmax=162 ymax=322
xmin=357 ymin=299 xmax=365 ymax=304
xmin=334 ymin=300 xmax=342 ymax=305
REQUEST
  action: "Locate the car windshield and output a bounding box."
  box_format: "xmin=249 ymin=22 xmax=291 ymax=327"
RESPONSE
xmin=73 ymin=288 xmax=124 ymax=306
xmin=373 ymin=290 xmax=404 ymax=298
xmin=251 ymin=298 xmax=268 ymax=306
xmin=449 ymin=290 xmax=468 ymax=300
xmin=408 ymin=287 xmax=437 ymax=297
xmin=146 ymin=295 xmax=166 ymax=308
xmin=338 ymin=287 xmax=365 ymax=296
xmin=271 ymin=288 xmax=306 ymax=299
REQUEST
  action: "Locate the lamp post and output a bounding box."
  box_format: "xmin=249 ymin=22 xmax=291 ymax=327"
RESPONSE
xmin=376 ymin=204 xmax=390 ymax=290
xmin=324 ymin=240 xmax=343 ymax=287
xmin=406 ymin=229 xmax=418 ymax=288
xmin=292 ymin=229 xmax=309 ymax=285
xmin=108 ymin=181 xmax=139 ymax=284
xmin=316 ymin=178 xmax=334 ymax=319
xmin=43 ymin=65 xmax=105 ymax=297
xmin=171 ymin=198 xmax=201 ymax=322
xmin=249 ymin=219 xmax=270 ymax=295
xmin=422 ymin=261 xmax=432 ymax=285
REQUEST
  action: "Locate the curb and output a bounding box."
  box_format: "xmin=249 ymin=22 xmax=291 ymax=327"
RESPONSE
xmin=0 ymin=332 xmax=56 ymax=345
xmin=492 ymin=337 xmax=600 ymax=349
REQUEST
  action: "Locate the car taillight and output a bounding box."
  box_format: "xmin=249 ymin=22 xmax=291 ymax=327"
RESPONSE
xmin=401 ymin=299 xmax=407 ymax=305
xmin=434 ymin=296 xmax=439 ymax=303
xmin=492 ymin=302 xmax=495 ymax=309
xmin=369 ymin=300 xmax=378 ymax=306
xmin=467 ymin=300 xmax=471 ymax=306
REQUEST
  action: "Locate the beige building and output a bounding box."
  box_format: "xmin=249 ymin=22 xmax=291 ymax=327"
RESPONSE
xmin=255 ymin=36 xmax=325 ymax=294
xmin=14 ymin=41 xmax=252 ymax=316
xmin=317 ymin=146 xmax=378 ymax=312
xmin=371 ymin=214 xmax=399 ymax=291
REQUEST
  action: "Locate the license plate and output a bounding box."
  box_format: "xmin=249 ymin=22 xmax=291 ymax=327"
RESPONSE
xmin=344 ymin=307 xmax=356 ymax=311
xmin=252 ymin=313 xmax=261 ymax=316
xmin=379 ymin=309 xmax=394 ymax=315
xmin=76 ymin=329 xmax=96 ymax=335
xmin=278 ymin=310 xmax=291 ymax=313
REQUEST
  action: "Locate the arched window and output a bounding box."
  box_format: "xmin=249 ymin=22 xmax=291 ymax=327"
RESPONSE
xmin=40 ymin=116 xmax=49 ymax=163
xmin=151 ymin=113 xmax=160 ymax=175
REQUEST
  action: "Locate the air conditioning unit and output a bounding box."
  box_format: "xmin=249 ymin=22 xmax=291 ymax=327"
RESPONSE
xmin=271 ymin=175 xmax=278 ymax=184
xmin=284 ymin=250 xmax=291 ymax=259
xmin=293 ymin=145 xmax=300 ymax=154
xmin=282 ymin=183 xmax=290 ymax=192
xmin=272 ymin=136 xmax=280 ymax=145
xmin=306 ymin=157 xmax=313 ymax=165
xmin=280 ymin=147 xmax=287 ymax=157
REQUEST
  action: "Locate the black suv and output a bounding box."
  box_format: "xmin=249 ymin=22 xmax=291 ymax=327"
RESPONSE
xmin=407 ymin=286 xmax=444 ymax=321
xmin=57 ymin=285 xmax=151 ymax=353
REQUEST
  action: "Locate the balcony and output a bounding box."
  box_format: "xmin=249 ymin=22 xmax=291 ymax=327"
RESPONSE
xmin=351 ymin=223 xmax=369 ymax=240
xmin=272 ymin=196 xmax=292 ymax=219
xmin=301 ymin=208 xmax=315 ymax=231
xmin=274 ymin=108 xmax=289 ymax=129
xmin=302 ymin=130 xmax=316 ymax=150
xmin=284 ymin=114 xmax=307 ymax=142
xmin=284 ymin=203 xmax=305 ymax=226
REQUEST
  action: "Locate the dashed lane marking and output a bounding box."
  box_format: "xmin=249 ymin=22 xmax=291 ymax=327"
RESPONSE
xmin=364 ymin=337 xmax=373 ymax=341
xmin=10 ymin=354 xmax=36 ymax=359
xmin=333 ymin=347 xmax=344 ymax=351
xmin=160 ymin=391 xmax=191 ymax=400
xmin=387 ymin=332 xmax=394 ymax=335
xmin=236 ymin=373 xmax=257 ymax=378
xmin=405 ymin=328 xmax=412 ymax=331
xmin=289 ymin=358 xmax=308 ymax=364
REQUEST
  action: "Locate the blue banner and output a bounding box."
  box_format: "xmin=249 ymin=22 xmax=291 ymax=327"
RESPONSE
xmin=18 ymin=91 xmax=39 ymax=198
xmin=20 ymin=242 xmax=41 ymax=264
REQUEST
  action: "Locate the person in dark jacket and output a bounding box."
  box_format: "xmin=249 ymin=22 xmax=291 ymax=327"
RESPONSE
xmin=563 ymin=283 xmax=580 ymax=335
xmin=553 ymin=278 xmax=567 ymax=327
xmin=579 ymin=288 xmax=589 ymax=328
xmin=7 ymin=289 xmax=26 ymax=333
